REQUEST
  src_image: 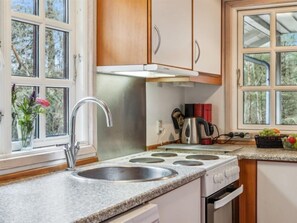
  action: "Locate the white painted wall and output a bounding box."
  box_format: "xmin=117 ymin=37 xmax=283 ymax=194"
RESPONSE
xmin=146 ymin=82 xmax=225 ymax=146
xmin=146 ymin=83 xmax=185 ymax=146
xmin=185 ymin=83 xmax=225 ymax=134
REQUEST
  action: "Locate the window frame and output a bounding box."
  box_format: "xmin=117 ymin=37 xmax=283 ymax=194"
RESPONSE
xmin=0 ymin=0 xmax=98 ymax=175
xmin=237 ymin=6 xmax=297 ymax=132
xmin=225 ymin=2 xmax=297 ymax=135
xmin=9 ymin=1 xmax=75 ymax=150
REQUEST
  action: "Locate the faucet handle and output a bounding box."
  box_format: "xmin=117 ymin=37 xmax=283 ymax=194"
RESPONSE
xmin=74 ymin=141 xmax=80 ymax=155
xmin=57 ymin=143 xmax=75 ymax=171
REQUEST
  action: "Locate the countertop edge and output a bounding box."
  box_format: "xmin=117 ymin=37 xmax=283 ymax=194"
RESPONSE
xmin=75 ymin=170 xmax=205 ymax=223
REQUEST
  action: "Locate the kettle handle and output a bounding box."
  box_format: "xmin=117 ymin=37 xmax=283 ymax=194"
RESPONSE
xmin=196 ymin=117 xmax=211 ymax=136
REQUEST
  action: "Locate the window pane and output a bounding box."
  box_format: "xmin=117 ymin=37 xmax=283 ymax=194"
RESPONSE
xmin=243 ymin=91 xmax=269 ymax=124
xmin=11 ymin=20 xmax=39 ymax=77
xmin=45 ymin=28 xmax=69 ymax=79
xmin=276 ymin=52 xmax=297 ymax=86
xmin=12 ymin=85 xmax=39 ymax=142
xmin=243 ymin=53 xmax=270 ymax=86
xmin=11 ymin=0 xmax=38 ymax=15
xmin=45 ymin=0 xmax=68 ymax=23
xmin=276 ymin=12 xmax=297 ymax=46
xmin=276 ymin=91 xmax=297 ymax=125
xmin=244 ymin=14 xmax=270 ymax=48
xmin=46 ymin=87 xmax=68 ymax=137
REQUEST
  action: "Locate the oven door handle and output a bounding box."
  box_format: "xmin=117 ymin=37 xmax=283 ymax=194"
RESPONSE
xmin=213 ymin=185 xmax=243 ymax=210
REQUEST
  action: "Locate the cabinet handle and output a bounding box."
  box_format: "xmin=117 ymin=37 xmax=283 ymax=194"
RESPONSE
xmin=0 ymin=111 xmax=4 ymax=124
xmin=154 ymin=25 xmax=161 ymax=55
xmin=195 ymin=40 xmax=201 ymax=64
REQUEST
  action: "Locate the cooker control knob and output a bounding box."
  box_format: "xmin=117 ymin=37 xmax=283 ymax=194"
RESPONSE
xmin=225 ymin=169 xmax=233 ymax=178
xmin=213 ymin=173 xmax=224 ymax=184
xmin=219 ymin=174 xmax=225 ymax=182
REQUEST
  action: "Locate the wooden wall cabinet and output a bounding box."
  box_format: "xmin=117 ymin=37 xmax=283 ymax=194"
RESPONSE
xmin=97 ymin=0 xmax=148 ymax=66
xmin=97 ymin=0 xmax=222 ymax=85
xmin=193 ymin=0 xmax=221 ymax=75
xmin=151 ymin=0 xmax=192 ymax=69
xmin=97 ymin=0 xmax=192 ymax=70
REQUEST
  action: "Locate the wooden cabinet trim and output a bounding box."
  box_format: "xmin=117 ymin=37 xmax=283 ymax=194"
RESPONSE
xmin=239 ymin=159 xmax=257 ymax=223
xmin=0 ymin=157 xmax=98 ymax=184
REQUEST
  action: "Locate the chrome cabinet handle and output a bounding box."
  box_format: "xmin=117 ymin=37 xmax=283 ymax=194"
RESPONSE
xmin=153 ymin=25 xmax=161 ymax=55
xmin=0 ymin=111 xmax=4 ymax=123
xmin=195 ymin=40 xmax=201 ymax=64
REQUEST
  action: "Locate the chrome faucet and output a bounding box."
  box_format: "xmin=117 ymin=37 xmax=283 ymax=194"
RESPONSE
xmin=63 ymin=97 xmax=113 ymax=170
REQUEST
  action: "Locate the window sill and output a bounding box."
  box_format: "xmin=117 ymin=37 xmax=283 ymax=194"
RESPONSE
xmin=0 ymin=145 xmax=97 ymax=175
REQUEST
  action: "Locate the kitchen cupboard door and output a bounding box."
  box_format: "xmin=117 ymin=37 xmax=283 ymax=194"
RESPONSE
xmin=150 ymin=178 xmax=201 ymax=223
xmin=151 ymin=0 xmax=192 ymax=69
xmin=194 ymin=0 xmax=221 ymax=75
xmin=97 ymin=0 xmax=148 ymax=66
xmin=257 ymin=161 xmax=297 ymax=223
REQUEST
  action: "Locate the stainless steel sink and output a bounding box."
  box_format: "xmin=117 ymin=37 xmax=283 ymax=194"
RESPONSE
xmin=73 ymin=166 xmax=178 ymax=182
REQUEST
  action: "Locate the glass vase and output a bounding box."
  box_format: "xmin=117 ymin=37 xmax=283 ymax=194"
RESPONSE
xmin=17 ymin=119 xmax=35 ymax=151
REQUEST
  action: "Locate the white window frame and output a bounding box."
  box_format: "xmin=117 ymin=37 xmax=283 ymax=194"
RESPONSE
xmin=0 ymin=0 xmax=98 ymax=175
xmin=225 ymin=2 xmax=297 ymax=135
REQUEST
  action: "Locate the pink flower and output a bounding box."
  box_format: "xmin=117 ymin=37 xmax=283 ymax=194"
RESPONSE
xmin=36 ymin=98 xmax=50 ymax=107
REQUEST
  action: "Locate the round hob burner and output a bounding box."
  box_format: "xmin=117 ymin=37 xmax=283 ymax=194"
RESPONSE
xmin=151 ymin=152 xmax=178 ymax=157
xmin=186 ymin=154 xmax=220 ymax=160
xmin=129 ymin=157 xmax=165 ymax=163
xmin=173 ymin=160 xmax=204 ymax=166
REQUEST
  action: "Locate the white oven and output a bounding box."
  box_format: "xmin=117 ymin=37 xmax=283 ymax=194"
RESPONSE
xmin=200 ymin=158 xmax=243 ymax=223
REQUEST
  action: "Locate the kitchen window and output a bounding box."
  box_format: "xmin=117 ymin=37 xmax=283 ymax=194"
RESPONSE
xmin=236 ymin=6 xmax=297 ymax=132
xmin=0 ymin=0 xmax=97 ymax=173
xmin=8 ymin=0 xmax=74 ymax=151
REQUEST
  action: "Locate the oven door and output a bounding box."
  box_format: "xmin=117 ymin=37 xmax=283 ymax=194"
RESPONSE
xmin=205 ymin=183 xmax=243 ymax=223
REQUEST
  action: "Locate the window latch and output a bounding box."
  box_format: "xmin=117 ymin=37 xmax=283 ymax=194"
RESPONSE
xmin=0 ymin=111 xmax=4 ymax=124
xmin=73 ymin=54 xmax=82 ymax=82
xmin=236 ymin=69 xmax=242 ymax=87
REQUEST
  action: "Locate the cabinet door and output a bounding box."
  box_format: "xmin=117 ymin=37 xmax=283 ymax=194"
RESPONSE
xmin=150 ymin=179 xmax=201 ymax=223
xmin=194 ymin=0 xmax=221 ymax=75
xmin=151 ymin=0 xmax=192 ymax=69
xmin=258 ymin=161 xmax=297 ymax=223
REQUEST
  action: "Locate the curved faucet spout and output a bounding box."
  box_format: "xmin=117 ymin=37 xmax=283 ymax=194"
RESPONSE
xmin=65 ymin=96 xmax=113 ymax=170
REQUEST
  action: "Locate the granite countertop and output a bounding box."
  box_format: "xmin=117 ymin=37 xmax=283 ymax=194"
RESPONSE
xmin=0 ymin=155 xmax=205 ymax=223
xmin=2 ymin=144 xmax=297 ymax=223
xmin=231 ymin=146 xmax=297 ymax=162
xmin=158 ymin=144 xmax=297 ymax=162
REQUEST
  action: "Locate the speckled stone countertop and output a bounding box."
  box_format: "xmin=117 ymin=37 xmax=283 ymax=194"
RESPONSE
xmin=158 ymin=144 xmax=297 ymax=162
xmin=0 ymin=153 xmax=205 ymax=223
xmin=231 ymin=145 xmax=297 ymax=162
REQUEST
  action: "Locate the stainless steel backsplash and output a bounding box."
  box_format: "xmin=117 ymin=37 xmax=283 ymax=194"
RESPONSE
xmin=96 ymin=74 xmax=146 ymax=160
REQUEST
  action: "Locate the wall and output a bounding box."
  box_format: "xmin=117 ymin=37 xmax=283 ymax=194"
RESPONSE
xmin=146 ymin=82 xmax=185 ymax=146
xmin=185 ymin=83 xmax=225 ymax=134
xmin=146 ymin=82 xmax=225 ymax=146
